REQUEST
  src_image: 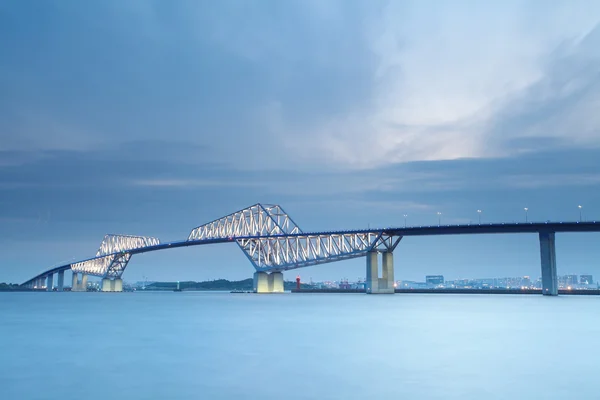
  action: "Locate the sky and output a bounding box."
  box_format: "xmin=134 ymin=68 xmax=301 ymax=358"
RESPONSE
xmin=1 ymin=0 xmax=600 ymax=284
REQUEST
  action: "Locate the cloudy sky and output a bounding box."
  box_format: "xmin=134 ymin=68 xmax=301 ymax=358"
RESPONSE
xmin=1 ymin=0 xmax=600 ymax=284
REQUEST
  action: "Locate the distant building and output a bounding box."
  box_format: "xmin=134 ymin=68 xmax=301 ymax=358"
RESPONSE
xmin=565 ymin=275 xmax=578 ymax=286
xmin=580 ymin=275 xmax=593 ymax=284
xmin=426 ymin=275 xmax=444 ymax=285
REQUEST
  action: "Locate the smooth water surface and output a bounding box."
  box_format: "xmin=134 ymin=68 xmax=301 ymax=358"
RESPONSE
xmin=1 ymin=292 xmax=599 ymax=399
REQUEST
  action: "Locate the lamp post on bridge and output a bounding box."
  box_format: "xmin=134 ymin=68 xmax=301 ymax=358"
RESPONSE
xmin=403 ymin=214 xmax=407 ymax=228
xmin=578 ymin=205 xmax=582 ymax=222
xmin=437 ymin=212 xmax=442 ymax=226
xmin=524 ymin=207 xmax=529 ymax=223
xmin=477 ymin=209 xmax=482 ymax=224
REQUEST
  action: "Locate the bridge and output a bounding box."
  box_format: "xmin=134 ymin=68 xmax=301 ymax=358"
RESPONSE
xmin=21 ymin=203 xmax=600 ymax=295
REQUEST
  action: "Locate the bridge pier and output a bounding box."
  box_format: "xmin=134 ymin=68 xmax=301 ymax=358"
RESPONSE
xmin=253 ymin=271 xmax=284 ymax=293
xmin=46 ymin=274 xmax=53 ymax=291
xmin=254 ymin=272 xmax=268 ymax=292
xmin=366 ymin=251 xmax=395 ymax=294
xmin=71 ymin=272 xmax=88 ymax=292
xmin=57 ymin=270 xmax=64 ymax=291
xmin=539 ymin=232 xmax=558 ymax=296
xmin=101 ymin=278 xmax=124 ymax=292
xmin=269 ymin=272 xmax=284 ymax=293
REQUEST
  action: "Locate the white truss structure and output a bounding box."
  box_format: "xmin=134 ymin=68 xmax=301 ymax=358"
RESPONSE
xmin=239 ymin=232 xmax=402 ymax=271
xmin=96 ymin=234 xmax=160 ymax=256
xmin=188 ymin=204 xmax=301 ymax=240
xmin=33 ymin=204 xmax=404 ymax=283
xmin=71 ymin=255 xmax=114 ymax=276
xmin=188 ymin=203 xmax=402 ymax=271
xmin=71 ymin=234 xmax=159 ymax=278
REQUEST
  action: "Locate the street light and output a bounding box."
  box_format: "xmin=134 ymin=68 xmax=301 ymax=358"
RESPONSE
xmin=578 ymin=205 xmax=582 ymax=222
xmin=403 ymin=214 xmax=408 ymax=228
xmin=477 ymin=209 xmax=482 ymax=224
xmin=524 ymin=207 xmax=528 ymax=223
xmin=437 ymin=212 xmax=442 ymax=226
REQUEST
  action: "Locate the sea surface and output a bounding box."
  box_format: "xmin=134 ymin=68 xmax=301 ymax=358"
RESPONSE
xmin=1 ymin=291 xmax=599 ymax=399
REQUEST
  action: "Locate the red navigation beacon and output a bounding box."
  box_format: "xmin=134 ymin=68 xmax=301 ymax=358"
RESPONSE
xmin=296 ymin=275 xmax=301 ymax=290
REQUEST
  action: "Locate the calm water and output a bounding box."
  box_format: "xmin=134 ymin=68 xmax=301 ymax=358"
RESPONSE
xmin=1 ymin=292 xmax=600 ymax=399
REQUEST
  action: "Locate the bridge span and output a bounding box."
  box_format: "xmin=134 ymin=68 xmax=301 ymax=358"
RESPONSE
xmin=21 ymin=203 xmax=600 ymax=295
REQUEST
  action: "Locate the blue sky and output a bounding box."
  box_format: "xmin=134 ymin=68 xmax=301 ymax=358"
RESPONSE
xmin=1 ymin=0 xmax=600 ymax=284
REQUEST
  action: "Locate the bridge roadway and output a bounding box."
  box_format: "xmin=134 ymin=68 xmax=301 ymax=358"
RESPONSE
xmin=21 ymin=220 xmax=600 ymax=295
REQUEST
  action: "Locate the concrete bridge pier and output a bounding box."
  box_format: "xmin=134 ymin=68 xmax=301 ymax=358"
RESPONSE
xmin=366 ymin=251 xmax=395 ymax=294
xmin=71 ymin=272 xmax=88 ymax=292
xmin=539 ymin=232 xmax=558 ymax=296
xmin=57 ymin=270 xmax=64 ymax=291
xmin=101 ymin=278 xmax=124 ymax=292
xmin=46 ymin=274 xmax=53 ymax=291
xmin=253 ymin=271 xmax=284 ymax=293
xmin=269 ymin=272 xmax=284 ymax=293
xmin=71 ymin=272 xmax=78 ymax=290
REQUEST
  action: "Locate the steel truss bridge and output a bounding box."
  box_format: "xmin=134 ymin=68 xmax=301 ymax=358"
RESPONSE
xmin=21 ymin=203 xmax=600 ymax=295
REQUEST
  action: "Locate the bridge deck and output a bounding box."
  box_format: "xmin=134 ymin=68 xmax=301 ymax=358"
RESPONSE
xmin=22 ymin=221 xmax=600 ymax=285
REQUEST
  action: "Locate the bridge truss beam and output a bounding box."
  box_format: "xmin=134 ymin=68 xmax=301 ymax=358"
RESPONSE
xmin=96 ymin=234 xmax=160 ymax=256
xmin=71 ymin=234 xmax=158 ymax=278
xmin=237 ymin=232 xmax=403 ymax=271
xmin=188 ymin=204 xmax=301 ymax=241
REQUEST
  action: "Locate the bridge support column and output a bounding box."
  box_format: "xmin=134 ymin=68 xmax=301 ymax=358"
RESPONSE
xmin=366 ymin=251 xmax=395 ymax=294
xmin=253 ymin=272 xmax=269 ymax=293
xmin=71 ymin=272 xmax=87 ymax=292
xmin=57 ymin=270 xmax=64 ymax=291
xmin=254 ymin=272 xmax=284 ymax=293
xmin=366 ymin=251 xmax=378 ymax=293
xmin=539 ymin=232 xmax=558 ymax=296
xmin=72 ymin=272 xmax=78 ymax=290
xmin=46 ymin=274 xmax=53 ymax=291
xmin=102 ymin=278 xmax=112 ymax=292
xmin=101 ymin=278 xmax=123 ymax=292
xmin=382 ymin=252 xmax=395 ymax=293
xmin=268 ymin=272 xmax=284 ymax=293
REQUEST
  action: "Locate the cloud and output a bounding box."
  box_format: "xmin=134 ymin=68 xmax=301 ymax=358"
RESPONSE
xmin=254 ymin=2 xmax=600 ymax=169
xmin=132 ymin=178 xmax=264 ymax=188
xmin=2 ymin=1 xmax=598 ymax=173
xmin=486 ymin=25 xmax=600 ymax=154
